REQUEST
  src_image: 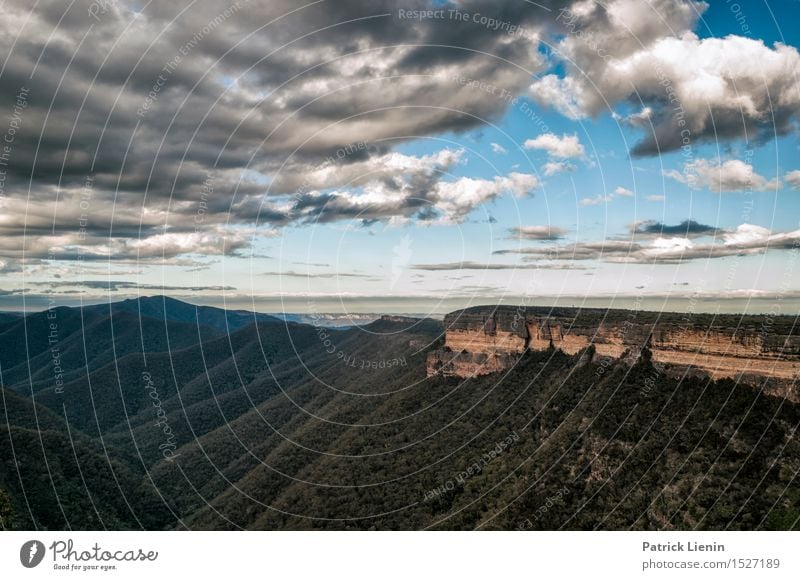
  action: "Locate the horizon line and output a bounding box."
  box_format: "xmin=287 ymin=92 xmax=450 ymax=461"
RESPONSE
xmin=1 ymin=292 xmax=798 ymax=318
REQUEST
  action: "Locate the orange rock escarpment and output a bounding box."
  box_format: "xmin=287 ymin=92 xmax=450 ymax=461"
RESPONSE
xmin=426 ymin=306 xmax=800 ymax=398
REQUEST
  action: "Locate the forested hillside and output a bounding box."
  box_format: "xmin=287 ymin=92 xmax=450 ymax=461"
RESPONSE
xmin=1 ymin=298 xmax=797 ymax=530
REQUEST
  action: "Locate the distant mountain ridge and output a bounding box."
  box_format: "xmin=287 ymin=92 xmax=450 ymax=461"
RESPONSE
xmin=0 ymin=297 xmax=232 ymax=392
xmin=105 ymin=295 xmax=280 ymax=331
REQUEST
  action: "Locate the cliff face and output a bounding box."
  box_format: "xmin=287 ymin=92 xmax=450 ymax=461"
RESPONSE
xmin=426 ymin=306 xmax=800 ymax=399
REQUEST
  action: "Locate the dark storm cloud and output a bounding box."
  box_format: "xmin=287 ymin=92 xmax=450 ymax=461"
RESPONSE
xmin=508 ymin=225 xmax=567 ymax=240
xmin=0 ymin=0 xmax=561 ymax=267
xmin=630 ymin=219 xmax=720 ymax=238
xmin=0 ymin=0 xmax=548 ymax=194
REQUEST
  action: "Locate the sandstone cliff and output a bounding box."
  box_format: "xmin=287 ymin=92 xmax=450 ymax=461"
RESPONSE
xmin=426 ymin=306 xmax=799 ymax=400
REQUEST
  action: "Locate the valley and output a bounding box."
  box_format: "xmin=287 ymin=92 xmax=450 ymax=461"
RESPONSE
xmin=1 ymin=297 xmax=798 ymax=531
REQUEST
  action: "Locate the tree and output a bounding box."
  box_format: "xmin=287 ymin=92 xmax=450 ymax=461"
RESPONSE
xmin=0 ymin=489 xmax=13 ymax=530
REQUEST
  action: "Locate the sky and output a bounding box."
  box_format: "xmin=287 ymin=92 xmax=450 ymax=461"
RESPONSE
xmin=0 ymin=0 xmax=799 ymax=316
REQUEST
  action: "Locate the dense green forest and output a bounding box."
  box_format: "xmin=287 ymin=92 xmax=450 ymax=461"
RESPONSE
xmin=1 ymin=298 xmax=798 ymax=530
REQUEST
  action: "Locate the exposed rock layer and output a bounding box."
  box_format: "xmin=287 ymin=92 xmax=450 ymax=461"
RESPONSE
xmin=427 ymin=306 xmax=799 ymax=399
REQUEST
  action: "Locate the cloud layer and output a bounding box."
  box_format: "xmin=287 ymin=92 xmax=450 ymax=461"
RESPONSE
xmin=524 ymin=133 xmax=585 ymax=158
xmin=1 ymin=0 xmax=797 ymax=281
xmin=0 ymin=0 xmax=558 ymax=267
xmin=497 ymin=223 xmax=800 ymax=264
xmin=665 ymin=159 xmax=780 ymax=192
xmin=530 ymin=0 xmax=800 ymax=156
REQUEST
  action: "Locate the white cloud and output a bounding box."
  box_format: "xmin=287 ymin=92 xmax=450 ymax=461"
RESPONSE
xmin=529 ymin=0 xmax=800 ymax=156
xmin=543 ymin=161 xmax=576 ymax=176
xmin=527 ymin=76 xmax=587 ymax=120
xmin=666 ymin=158 xmax=780 ymax=192
xmin=785 ymin=170 xmax=800 ymax=190
xmin=647 ymin=195 xmax=665 ymax=202
xmin=721 ymin=223 xmax=772 ymax=246
xmin=579 ymin=186 xmax=635 ymax=206
xmin=524 ymin=133 xmax=585 ymax=159
xmin=618 ymin=107 xmax=654 ymax=127
xmin=490 ymin=142 xmax=508 ymax=155
xmin=310 ymin=170 xmax=540 ymax=226
xmin=662 ymin=169 xmax=684 ymax=183
xmin=631 ymin=224 xmax=800 ymax=263
xmin=271 ymin=148 xmax=465 ymax=194
xmin=580 ymin=194 xmax=614 ymax=206
xmin=497 ymin=223 xmax=800 ymax=264
xmin=250 ymin=148 xmax=541 ymax=226
xmin=432 ymin=173 xmax=539 ymax=222
xmin=647 ymin=236 xmax=694 ymax=257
